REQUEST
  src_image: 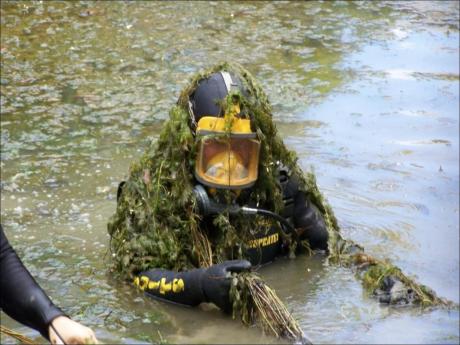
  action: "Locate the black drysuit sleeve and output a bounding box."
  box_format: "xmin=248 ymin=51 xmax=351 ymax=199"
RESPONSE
xmin=279 ymin=170 xmax=329 ymax=250
xmin=135 ymin=268 xmax=206 ymax=306
xmin=0 ymin=225 xmax=65 ymax=340
xmin=135 ymin=260 xmax=251 ymax=313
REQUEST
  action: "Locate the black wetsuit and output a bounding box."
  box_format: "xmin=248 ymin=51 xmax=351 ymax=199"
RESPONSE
xmin=126 ymin=167 xmax=329 ymax=310
xmin=0 ymin=225 xmax=65 ymax=340
xmin=245 ymin=166 xmax=328 ymax=265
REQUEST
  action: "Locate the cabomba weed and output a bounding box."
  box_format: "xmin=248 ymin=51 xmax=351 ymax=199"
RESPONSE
xmin=107 ymin=61 xmax=455 ymax=344
xmin=230 ymin=272 xmax=311 ymax=344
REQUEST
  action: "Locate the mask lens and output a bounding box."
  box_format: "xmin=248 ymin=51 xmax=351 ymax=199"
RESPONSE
xmin=195 ymin=136 xmax=260 ymax=189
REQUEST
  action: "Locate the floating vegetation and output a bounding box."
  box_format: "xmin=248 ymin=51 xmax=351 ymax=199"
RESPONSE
xmin=304 ymin=171 xmax=454 ymax=308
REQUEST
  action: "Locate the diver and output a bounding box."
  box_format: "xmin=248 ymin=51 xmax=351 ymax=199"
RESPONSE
xmin=109 ymin=63 xmax=329 ymax=313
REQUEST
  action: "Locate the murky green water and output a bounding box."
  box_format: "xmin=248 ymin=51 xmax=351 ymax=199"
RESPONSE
xmin=1 ymin=1 xmax=459 ymax=344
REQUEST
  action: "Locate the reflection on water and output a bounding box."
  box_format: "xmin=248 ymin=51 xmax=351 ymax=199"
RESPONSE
xmin=1 ymin=1 xmax=459 ymax=344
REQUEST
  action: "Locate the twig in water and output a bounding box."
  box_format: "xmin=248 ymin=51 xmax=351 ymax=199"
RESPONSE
xmin=0 ymin=325 xmax=37 ymax=345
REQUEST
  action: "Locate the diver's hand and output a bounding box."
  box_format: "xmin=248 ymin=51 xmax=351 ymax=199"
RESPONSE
xmin=201 ymin=260 xmax=251 ymax=313
xmin=49 ymin=316 xmax=98 ymax=344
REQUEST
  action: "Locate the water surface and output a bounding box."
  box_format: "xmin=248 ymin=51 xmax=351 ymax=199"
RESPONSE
xmin=1 ymin=1 xmax=459 ymax=344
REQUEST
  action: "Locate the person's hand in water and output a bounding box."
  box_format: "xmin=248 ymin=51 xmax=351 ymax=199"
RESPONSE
xmin=49 ymin=316 xmax=98 ymax=344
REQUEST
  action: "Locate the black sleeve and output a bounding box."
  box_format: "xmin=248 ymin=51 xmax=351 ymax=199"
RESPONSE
xmin=279 ymin=170 xmax=329 ymax=250
xmin=293 ymin=191 xmax=329 ymax=250
xmin=134 ymin=268 xmax=206 ymax=307
xmin=136 ymin=260 xmax=251 ymax=313
xmin=0 ymin=225 xmax=65 ymax=340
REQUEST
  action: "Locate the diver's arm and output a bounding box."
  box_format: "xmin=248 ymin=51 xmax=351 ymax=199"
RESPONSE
xmin=135 ymin=268 xmax=205 ymax=306
xmin=293 ymin=191 xmax=329 ymax=250
xmin=136 ymin=260 xmax=251 ymax=313
xmin=0 ymin=225 xmax=65 ymax=340
xmin=279 ymin=169 xmax=328 ymax=250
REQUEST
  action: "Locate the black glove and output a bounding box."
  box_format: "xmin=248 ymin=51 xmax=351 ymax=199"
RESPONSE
xmin=136 ymin=260 xmax=251 ymax=312
xmin=201 ymin=260 xmax=252 ymax=313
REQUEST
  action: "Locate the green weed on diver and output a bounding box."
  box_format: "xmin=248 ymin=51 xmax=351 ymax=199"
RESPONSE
xmin=107 ymin=62 xmax=454 ymax=344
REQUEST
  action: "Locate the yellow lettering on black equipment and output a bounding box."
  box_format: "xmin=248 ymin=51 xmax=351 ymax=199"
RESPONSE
xmin=134 ymin=276 xmax=185 ymax=294
xmin=159 ymin=278 xmax=172 ymax=294
xmin=247 ymin=233 xmax=279 ymax=249
xmin=173 ymin=278 xmax=185 ymax=293
xmin=148 ymin=280 xmax=160 ymax=290
xmin=138 ymin=276 xmax=149 ymax=291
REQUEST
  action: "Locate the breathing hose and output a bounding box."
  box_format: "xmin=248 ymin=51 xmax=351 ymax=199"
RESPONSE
xmin=193 ymin=185 xmax=296 ymax=235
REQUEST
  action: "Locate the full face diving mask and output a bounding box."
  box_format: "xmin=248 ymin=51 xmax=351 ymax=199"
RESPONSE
xmin=194 ymin=107 xmax=260 ymax=190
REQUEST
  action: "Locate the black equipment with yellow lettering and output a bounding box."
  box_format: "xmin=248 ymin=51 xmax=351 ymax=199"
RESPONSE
xmin=135 ymin=260 xmax=251 ymax=312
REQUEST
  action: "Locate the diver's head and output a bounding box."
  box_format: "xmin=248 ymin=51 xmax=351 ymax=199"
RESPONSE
xmin=188 ymin=71 xmax=260 ymax=191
